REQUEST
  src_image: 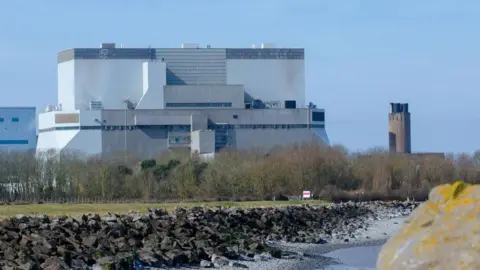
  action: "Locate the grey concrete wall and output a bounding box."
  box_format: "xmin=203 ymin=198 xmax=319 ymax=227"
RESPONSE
xmin=101 ymin=127 xmax=169 ymax=158
xmin=73 ymin=108 xmax=328 ymax=158
xmin=102 ymin=110 xmax=135 ymax=126
xmin=191 ymin=114 xmax=208 ymax=131
xmin=207 ymin=109 xmax=311 ymax=125
xmin=100 ymin=127 xmax=324 ymax=158
xmin=164 ymin=85 xmax=245 ymax=109
xmin=135 ymin=114 xmax=191 ymax=125
xmin=191 ymin=130 xmax=215 ymax=154
xmin=231 ymin=128 xmax=322 ymax=150
xmin=101 ymin=108 xmax=320 ymax=126
xmin=102 ymin=110 xmax=169 ymax=158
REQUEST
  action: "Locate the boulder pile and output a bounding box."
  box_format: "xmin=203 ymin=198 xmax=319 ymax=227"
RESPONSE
xmin=0 ymin=201 xmax=418 ymax=269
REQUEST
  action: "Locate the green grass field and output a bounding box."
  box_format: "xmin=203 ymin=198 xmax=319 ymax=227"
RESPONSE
xmin=0 ymin=200 xmax=325 ymax=218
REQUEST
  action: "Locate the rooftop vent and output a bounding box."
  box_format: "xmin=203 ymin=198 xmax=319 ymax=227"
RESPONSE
xmin=181 ymin=43 xmax=200 ymax=49
xmin=261 ymin=43 xmax=276 ymax=49
xmin=101 ymin=43 xmax=116 ymax=49
xmin=90 ymin=101 xmax=103 ymax=110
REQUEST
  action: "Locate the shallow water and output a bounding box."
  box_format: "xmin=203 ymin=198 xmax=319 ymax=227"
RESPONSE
xmin=318 ymin=245 xmax=381 ymax=270
xmin=322 ymin=266 xmax=375 ymax=270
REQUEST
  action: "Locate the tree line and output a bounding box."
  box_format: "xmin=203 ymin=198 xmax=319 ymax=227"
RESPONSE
xmin=0 ymin=144 xmax=479 ymax=203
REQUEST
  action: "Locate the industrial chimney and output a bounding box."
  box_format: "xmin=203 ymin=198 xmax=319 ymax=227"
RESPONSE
xmin=388 ymin=103 xmax=411 ymax=154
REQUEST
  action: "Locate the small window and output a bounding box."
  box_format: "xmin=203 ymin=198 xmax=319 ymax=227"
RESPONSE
xmin=0 ymin=117 xmax=4 ymax=122
xmin=12 ymin=117 xmax=19 ymax=123
xmin=312 ymin=112 xmax=325 ymax=122
xmin=233 ymin=115 xmax=238 ymax=119
xmin=285 ymin=100 xmax=297 ymax=109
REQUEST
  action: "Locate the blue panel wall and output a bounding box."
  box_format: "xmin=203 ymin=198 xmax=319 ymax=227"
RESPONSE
xmin=0 ymin=107 xmax=37 ymax=152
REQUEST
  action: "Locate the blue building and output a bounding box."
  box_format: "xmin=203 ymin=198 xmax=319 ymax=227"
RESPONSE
xmin=0 ymin=107 xmax=37 ymax=152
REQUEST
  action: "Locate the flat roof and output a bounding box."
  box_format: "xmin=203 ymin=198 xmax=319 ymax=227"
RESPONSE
xmin=58 ymin=47 xmax=305 ymax=63
xmin=0 ymin=107 xmax=36 ymax=110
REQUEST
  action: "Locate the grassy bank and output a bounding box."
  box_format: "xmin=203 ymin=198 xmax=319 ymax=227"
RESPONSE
xmin=1 ymin=144 xmax=479 ymax=204
xmin=0 ymin=200 xmax=325 ymax=218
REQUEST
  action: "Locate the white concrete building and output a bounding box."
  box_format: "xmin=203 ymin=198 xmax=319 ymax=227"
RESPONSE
xmin=37 ymin=43 xmax=329 ymax=158
xmin=0 ymin=107 xmax=37 ymax=152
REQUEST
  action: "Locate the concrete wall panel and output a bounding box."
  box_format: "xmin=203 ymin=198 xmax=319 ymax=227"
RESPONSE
xmin=74 ymin=59 xmax=146 ymax=110
xmin=231 ymin=128 xmax=320 ymax=150
xmin=58 ymin=61 xmax=75 ymax=110
xmin=164 ymin=85 xmax=244 ymax=109
xmin=64 ymin=130 xmax=102 ymax=156
xmin=102 ymin=128 xmax=169 ymax=158
xmin=226 ymin=59 xmax=305 ymax=108
xmin=136 ymin=61 xmax=167 ymax=110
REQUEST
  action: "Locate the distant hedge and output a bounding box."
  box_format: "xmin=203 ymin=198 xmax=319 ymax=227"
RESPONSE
xmin=0 ymin=144 xmax=478 ymax=203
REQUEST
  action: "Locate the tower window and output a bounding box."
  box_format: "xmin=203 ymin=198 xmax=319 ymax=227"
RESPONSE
xmin=12 ymin=117 xmax=19 ymax=123
xmin=233 ymin=115 xmax=238 ymax=119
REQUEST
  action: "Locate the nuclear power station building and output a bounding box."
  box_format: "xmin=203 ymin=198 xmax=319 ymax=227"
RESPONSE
xmin=36 ymin=43 xmax=330 ymax=158
xmin=388 ymin=103 xmax=411 ymax=154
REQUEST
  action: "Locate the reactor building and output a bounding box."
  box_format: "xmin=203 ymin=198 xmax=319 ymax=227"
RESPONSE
xmin=388 ymin=102 xmax=411 ymax=154
xmin=36 ymin=42 xmax=329 ymax=158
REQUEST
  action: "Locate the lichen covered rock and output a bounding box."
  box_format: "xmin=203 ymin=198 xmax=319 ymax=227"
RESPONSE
xmin=377 ymin=181 xmax=480 ymax=270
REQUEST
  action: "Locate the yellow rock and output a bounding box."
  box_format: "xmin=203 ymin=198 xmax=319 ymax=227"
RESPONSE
xmin=377 ymin=181 xmax=480 ymax=270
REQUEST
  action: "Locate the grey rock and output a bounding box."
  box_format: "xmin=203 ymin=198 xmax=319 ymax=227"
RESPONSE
xmin=253 ymin=252 xmax=273 ymax=262
xmin=96 ymin=256 xmax=114 ymax=265
xmin=229 ymin=261 xmax=249 ymax=268
xmin=137 ymin=249 xmax=160 ymax=265
xmin=238 ymin=254 xmax=255 ymax=261
xmin=0 ymin=201 xmax=420 ymax=269
xmin=200 ymin=259 xmax=213 ymax=268
xmin=160 ymin=236 xmax=173 ymax=250
xmin=102 ymin=215 xmax=117 ymax=222
xmin=164 ymin=249 xmax=188 ymax=265
xmin=211 ymin=254 xmax=230 ymax=267
xmin=40 ymin=257 xmax=69 ymax=270
xmin=82 ymin=235 xmax=97 ymax=247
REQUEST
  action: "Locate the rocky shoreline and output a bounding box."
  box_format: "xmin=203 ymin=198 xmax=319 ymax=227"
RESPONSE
xmin=0 ymin=201 xmax=419 ymax=269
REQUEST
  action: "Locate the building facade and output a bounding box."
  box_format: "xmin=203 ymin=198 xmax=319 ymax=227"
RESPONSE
xmin=0 ymin=107 xmax=37 ymax=152
xmin=388 ymin=103 xmax=411 ymax=154
xmin=37 ymin=43 xmax=329 ymax=157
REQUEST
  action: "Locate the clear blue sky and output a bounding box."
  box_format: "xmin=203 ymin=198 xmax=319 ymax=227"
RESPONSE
xmin=1 ymin=0 xmax=479 ymax=153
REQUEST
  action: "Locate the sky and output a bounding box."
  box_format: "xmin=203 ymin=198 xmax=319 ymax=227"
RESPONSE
xmin=0 ymin=0 xmax=479 ymax=153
